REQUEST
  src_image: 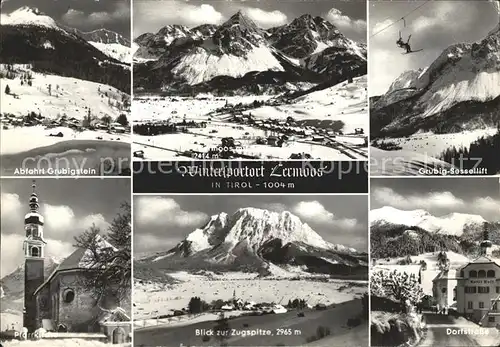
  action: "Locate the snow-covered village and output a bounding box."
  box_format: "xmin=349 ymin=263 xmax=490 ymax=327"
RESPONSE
xmin=370 ymin=178 xmax=500 ymax=347
xmin=369 ymin=0 xmax=500 ymax=175
xmin=131 ymin=0 xmax=368 ymax=160
xmin=132 ymin=195 xmax=369 ymax=346
xmin=0 ymin=4 xmax=132 ymax=175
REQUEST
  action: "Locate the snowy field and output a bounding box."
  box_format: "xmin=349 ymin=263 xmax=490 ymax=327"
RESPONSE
xmin=2 ymin=340 xmax=129 ymax=347
xmin=133 ymin=272 xmax=367 ymax=321
xmin=376 ymin=128 xmax=497 ymax=158
xmin=1 ymin=310 xmax=22 ymax=331
xmin=370 ymin=147 xmax=455 ymax=176
xmin=1 ymin=67 xmax=128 ymax=121
xmin=249 ymin=76 xmax=368 ymax=132
xmin=1 ymin=126 xmax=129 ymax=155
xmin=132 ymin=77 xmax=367 ymax=160
xmin=0 ymin=65 xmax=130 ymax=157
xmin=132 ymin=132 xmax=359 ymax=160
xmin=133 ymin=95 xmax=273 ymax=122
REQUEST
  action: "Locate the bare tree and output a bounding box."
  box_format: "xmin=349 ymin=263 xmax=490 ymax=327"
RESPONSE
xmin=74 ymin=202 xmax=131 ymax=304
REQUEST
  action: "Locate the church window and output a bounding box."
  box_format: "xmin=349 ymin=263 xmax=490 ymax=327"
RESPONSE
xmin=470 ymin=270 xmax=477 ymax=278
xmin=63 ymin=289 xmax=75 ymax=303
xmin=31 ymin=247 xmax=40 ymax=257
xmin=487 ymin=270 xmax=495 ymax=278
xmin=478 ymin=270 xmax=486 ymax=278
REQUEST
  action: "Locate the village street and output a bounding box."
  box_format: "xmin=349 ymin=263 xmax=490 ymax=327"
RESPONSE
xmin=418 ymin=313 xmax=481 ymax=346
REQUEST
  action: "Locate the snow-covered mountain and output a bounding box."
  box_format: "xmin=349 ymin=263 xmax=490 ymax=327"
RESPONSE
xmin=66 ymin=28 xmax=131 ymax=46
xmin=0 ymin=6 xmax=61 ymax=30
xmin=133 ymin=11 xmax=366 ymax=94
xmin=268 ymin=14 xmax=366 ymax=60
xmin=140 ymin=208 xmax=367 ymax=276
xmin=63 ymin=28 xmax=131 ymax=64
xmin=88 ymin=42 xmax=131 ymax=64
xmin=1 ymin=7 xmax=130 ymax=92
xmin=371 ymin=206 xmax=487 ymax=236
xmin=0 ymin=257 xmax=60 ymax=303
xmin=371 ymin=13 xmax=500 ymax=137
xmin=370 ymin=206 xmax=500 ymax=259
xmin=371 ymin=68 xmax=426 ymax=109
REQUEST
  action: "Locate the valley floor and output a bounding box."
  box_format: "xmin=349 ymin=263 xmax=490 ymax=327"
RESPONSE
xmin=132 ymin=77 xmax=368 ymax=160
xmin=133 ymin=272 xmax=367 ymax=320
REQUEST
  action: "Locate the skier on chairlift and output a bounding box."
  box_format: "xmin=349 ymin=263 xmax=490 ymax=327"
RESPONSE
xmin=396 ymin=31 xmax=412 ymax=53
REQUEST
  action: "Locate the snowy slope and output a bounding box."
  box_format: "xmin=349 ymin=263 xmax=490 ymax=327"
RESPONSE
xmin=89 ymin=42 xmax=131 ymax=64
xmin=169 ymin=45 xmax=284 ymax=85
xmin=370 ymin=147 xmax=455 ymax=176
xmin=246 ymin=76 xmax=368 ymax=134
xmin=372 ymin=9 xmax=500 ymax=135
xmin=0 ymin=66 xmax=129 ymax=120
xmin=371 ymin=206 xmax=487 ymax=236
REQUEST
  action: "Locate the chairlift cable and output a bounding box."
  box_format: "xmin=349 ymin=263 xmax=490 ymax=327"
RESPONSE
xmin=370 ymin=0 xmax=432 ymax=38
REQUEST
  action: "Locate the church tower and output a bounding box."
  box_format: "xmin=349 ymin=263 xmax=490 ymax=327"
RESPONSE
xmin=480 ymin=222 xmax=493 ymax=257
xmin=23 ymin=180 xmax=46 ymax=332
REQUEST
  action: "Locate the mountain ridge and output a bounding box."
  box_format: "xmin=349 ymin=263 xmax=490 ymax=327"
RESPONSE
xmin=133 ymin=11 xmax=367 ymax=95
xmin=371 ymin=21 xmax=500 ymax=138
xmin=370 ymin=206 xmax=500 ymax=259
xmin=139 ymin=207 xmax=367 ymax=278
xmin=0 ymin=6 xmax=131 ymax=92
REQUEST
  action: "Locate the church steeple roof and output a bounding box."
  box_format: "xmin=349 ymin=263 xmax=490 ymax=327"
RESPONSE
xmin=29 ymin=180 xmax=40 ymax=212
xmin=25 ymin=180 xmax=44 ymax=226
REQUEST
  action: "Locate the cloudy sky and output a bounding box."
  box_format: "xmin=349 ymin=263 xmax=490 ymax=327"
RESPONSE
xmin=134 ymin=194 xmax=368 ymax=255
xmin=371 ymin=178 xmax=500 ymax=221
xmin=1 ymin=0 xmax=130 ymax=38
xmin=0 ymin=178 xmax=130 ymax=276
xmin=369 ymin=0 xmax=500 ymax=96
xmin=133 ymin=0 xmax=367 ymax=43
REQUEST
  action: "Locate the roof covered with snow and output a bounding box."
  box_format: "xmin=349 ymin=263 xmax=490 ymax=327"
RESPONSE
xmin=34 ymin=235 xmax=118 ymax=295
